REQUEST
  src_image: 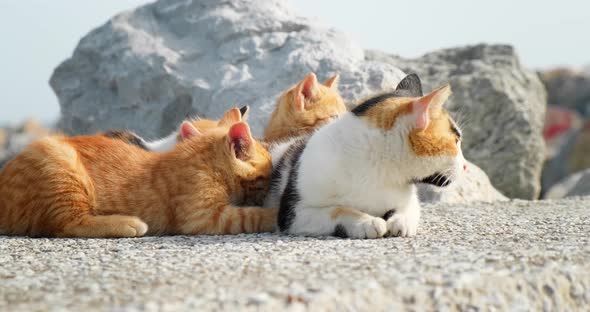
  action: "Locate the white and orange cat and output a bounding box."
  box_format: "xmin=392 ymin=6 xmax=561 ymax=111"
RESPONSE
xmin=264 ymin=74 xmax=466 ymax=238
xmin=0 ymin=117 xmax=274 ymax=237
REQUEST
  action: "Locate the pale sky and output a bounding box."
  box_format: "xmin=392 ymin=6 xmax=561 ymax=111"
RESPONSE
xmin=1 ymin=0 xmax=589 ymax=123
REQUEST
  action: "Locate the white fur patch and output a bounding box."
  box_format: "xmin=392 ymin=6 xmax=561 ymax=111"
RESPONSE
xmin=268 ymin=111 xmax=465 ymax=239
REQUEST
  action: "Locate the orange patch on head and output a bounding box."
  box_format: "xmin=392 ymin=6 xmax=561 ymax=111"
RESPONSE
xmin=176 ymin=107 xmax=246 ymax=142
xmin=264 ymin=72 xmax=347 ymax=142
xmin=408 ymin=110 xmax=459 ymax=156
xmin=359 ymin=97 xmax=414 ymax=130
xmin=354 ymin=83 xmax=459 ymax=157
xmin=407 ymin=84 xmax=458 ymax=156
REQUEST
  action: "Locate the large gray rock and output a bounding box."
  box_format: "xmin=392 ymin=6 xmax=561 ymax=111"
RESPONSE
xmin=50 ymin=0 xmax=546 ymax=199
xmin=419 ymin=160 xmax=507 ymax=203
xmin=545 ymin=169 xmax=590 ymax=199
xmin=50 ymin=0 xmax=405 ymax=139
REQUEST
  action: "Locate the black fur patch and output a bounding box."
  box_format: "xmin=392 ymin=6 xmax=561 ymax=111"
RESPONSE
xmin=450 ymin=123 xmax=462 ymax=139
xmin=277 ymin=141 xmax=307 ymax=232
xmin=239 ymin=105 xmax=249 ymax=117
xmin=333 ymin=224 xmax=348 ymax=238
xmin=351 ymin=92 xmax=399 ymax=116
xmin=395 ymin=73 xmax=423 ymax=97
xmin=382 ymin=209 xmax=396 ymax=221
xmin=269 ymin=151 xmax=287 ymax=193
xmin=351 ymin=73 xmax=424 ymax=116
xmin=103 ymin=130 xmax=149 ymax=150
xmin=419 ymin=173 xmax=452 ymax=187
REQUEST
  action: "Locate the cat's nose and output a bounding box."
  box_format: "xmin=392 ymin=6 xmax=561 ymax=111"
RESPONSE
xmin=463 ymin=164 xmax=467 ymax=171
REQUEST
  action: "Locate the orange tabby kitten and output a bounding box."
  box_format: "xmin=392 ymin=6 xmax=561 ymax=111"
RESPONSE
xmin=264 ymin=72 xmax=346 ymax=142
xmin=102 ymin=106 xmax=247 ymax=152
xmin=110 ymin=73 xmax=346 ymax=150
xmin=0 ymin=121 xmax=274 ymax=237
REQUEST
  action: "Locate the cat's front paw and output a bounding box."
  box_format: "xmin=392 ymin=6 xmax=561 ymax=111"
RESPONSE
xmin=347 ymin=216 xmax=387 ymax=239
xmin=386 ymin=212 xmax=419 ymax=237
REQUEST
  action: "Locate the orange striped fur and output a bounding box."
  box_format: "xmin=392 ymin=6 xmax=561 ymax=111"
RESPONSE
xmin=264 ymin=72 xmax=346 ymax=142
xmin=0 ymin=122 xmax=274 ymax=237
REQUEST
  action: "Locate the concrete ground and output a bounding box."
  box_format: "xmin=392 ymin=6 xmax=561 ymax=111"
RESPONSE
xmin=0 ymin=198 xmax=589 ymax=311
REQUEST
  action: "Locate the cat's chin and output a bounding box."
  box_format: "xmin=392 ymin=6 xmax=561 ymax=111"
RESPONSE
xmin=416 ymin=173 xmax=452 ymax=187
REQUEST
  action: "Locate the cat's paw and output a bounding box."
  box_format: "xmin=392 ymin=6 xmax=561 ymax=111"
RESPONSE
xmin=386 ymin=212 xmax=419 ymax=237
xmin=347 ymin=216 xmax=387 ymax=239
xmin=109 ymin=216 xmax=148 ymax=237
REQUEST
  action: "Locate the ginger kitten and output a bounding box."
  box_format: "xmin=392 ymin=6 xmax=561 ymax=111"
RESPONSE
xmin=0 ymin=121 xmax=274 ymax=237
xmin=112 ymin=72 xmax=346 ymax=151
xmin=263 ymin=72 xmax=346 ymax=143
xmin=102 ymin=106 xmax=249 ymax=152
xmin=264 ymin=74 xmax=466 ymax=238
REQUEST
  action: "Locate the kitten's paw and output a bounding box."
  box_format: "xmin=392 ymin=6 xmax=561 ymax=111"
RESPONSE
xmin=347 ymin=217 xmax=387 ymax=239
xmin=121 ymin=217 xmax=149 ymax=237
xmin=105 ymin=216 xmax=148 ymax=237
xmin=62 ymin=215 xmax=148 ymax=238
xmin=386 ymin=212 xmax=419 ymax=237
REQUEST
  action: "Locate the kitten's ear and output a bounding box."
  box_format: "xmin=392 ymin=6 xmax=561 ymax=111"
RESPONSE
xmin=411 ymin=84 xmax=452 ymax=130
xmin=219 ymin=107 xmax=242 ymax=126
xmin=396 ymin=74 xmax=423 ymax=97
xmin=294 ymin=72 xmax=319 ymax=111
xmin=323 ymin=74 xmax=340 ymax=89
xmin=180 ymin=121 xmax=201 ymax=140
xmin=239 ymin=105 xmax=250 ymax=120
xmin=228 ymin=122 xmax=253 ymax=160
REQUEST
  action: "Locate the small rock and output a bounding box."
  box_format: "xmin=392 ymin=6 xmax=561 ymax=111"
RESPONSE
xmin=544 ymin=168 xmax=590 ymax=199
xmin=542 ymin=119 xmax=590 ymax=194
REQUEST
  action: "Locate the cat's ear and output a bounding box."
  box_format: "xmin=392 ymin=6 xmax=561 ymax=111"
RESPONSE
xmin=411 ymin=84 xmax=452 ymax=130
xmin=180 ymin=121 xmax=202 ymax=140
xmin=323 ymin=74 xmax=340 ymax=89
xmin=228 ymin=122 xmax=253 ymax=160
xmin=294 ymin=72 xmax=319 ymax=111
xmin=396 ymin=74 xmax=423 ymax=97
xmin=219 ymin=107 xmax=242 ymax=126
xmin=239 ymin=105 xmax=250 ymax=120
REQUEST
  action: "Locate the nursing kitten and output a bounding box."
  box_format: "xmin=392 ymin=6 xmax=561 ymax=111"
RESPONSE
xmin=0 ymin=121 xmax=275 ymax=237
xmin=264 ymin=72 xmax=346 ymax=143
xmin=103 ymin=106 xmax=249 ymax=152
xmin=264 ymin=74 xmax=466 ymax=238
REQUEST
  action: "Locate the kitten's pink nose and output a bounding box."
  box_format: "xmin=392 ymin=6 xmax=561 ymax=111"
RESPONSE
xmin=463 ymin=164 xmax=467 ymax=171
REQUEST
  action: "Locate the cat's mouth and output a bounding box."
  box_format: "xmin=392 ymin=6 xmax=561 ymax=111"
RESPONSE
xmin=417 ymin=173 xmax=452 ymax=187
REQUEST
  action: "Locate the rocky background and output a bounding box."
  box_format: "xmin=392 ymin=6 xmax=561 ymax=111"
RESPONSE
xmin=1 ymin=0 xmax=589 ymax=310
xmin=1 ymin=0 xmax=587 ymax=202
xmin=0 ymin=0 xmax=587 ymax=202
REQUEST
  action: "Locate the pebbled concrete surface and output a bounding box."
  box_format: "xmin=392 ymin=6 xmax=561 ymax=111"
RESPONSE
xmin=1 ymin=198 xmax=589 ymax=311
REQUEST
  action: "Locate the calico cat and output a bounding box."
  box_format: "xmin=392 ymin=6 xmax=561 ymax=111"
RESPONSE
xmin=264 ymin=74 xmax=466 ymax=238
xmin=0 ymin=121 xmax=275 ymax=237
xmin=264 ymin=72 xmax=346 ymax=143
xmin=102 ymin=106 xmax=249 ymax=152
